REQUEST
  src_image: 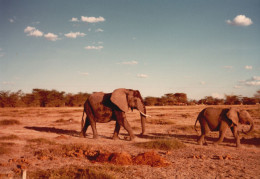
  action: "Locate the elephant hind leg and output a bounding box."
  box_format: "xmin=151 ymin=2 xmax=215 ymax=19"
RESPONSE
xmin=198 ymin=120 xmax=210 ymax=145
xmin=113 ymin=121 xmax=121 ymax=140
xmin=81 ymin=117 xmax=90 ymax=138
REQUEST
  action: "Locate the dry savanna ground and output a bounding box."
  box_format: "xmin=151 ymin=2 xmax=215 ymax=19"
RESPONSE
xmin=0 ymin=105 xmax=259 ymax=178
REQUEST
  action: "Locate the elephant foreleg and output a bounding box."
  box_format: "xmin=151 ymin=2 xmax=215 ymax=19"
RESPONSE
xmin=231 ymin=126 xmax=241 ymax=147
xmin=113 ymin=121 xmax=121 ymax=140
xmin=115 ymin=111 xmax=135 ymax=140
xmin=88 ymin=117 xmax=99 ymax=139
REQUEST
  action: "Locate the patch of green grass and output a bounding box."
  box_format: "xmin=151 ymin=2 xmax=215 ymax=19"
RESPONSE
xmin=0 ymin=119 xmax=21 ymax=125
xmin=135 ymin=138 xmax=186 ymax=150
xmin=0 ymin=134 xmax=19 ymax=140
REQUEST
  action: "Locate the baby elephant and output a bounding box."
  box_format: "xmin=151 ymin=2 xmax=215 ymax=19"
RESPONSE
xmin=194 ymin=107 xmax=254 ymax=147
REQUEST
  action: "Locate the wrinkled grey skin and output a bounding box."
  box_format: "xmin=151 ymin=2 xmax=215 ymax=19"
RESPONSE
xmin=81 ymin=88 xmax=146 ymax=141
xmin=194 ymin=107 xmax=254 ymax=147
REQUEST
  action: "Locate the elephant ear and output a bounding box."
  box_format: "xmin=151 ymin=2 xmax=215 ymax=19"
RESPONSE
xmin=110 ymin=88 xmax=129 ymax=112
xmin=226 ymin=108 xmax=239 ymax=126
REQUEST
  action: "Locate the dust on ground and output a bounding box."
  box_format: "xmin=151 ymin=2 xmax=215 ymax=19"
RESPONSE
xmin=0 ymin=105 xmax=259 ymax=178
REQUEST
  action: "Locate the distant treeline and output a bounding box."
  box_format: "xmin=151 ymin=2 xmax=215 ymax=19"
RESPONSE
xmin=0 ymin=89 xmax=259 ymax=107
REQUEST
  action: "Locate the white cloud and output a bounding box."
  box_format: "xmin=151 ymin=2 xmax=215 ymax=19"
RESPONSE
xmin=95 ymin=28 xmax=104 ymax=32
xmin=9 ymin=18 xmax=14 ymax=23
xmin=245 ymin=81 xmax=260 ymax=86
xmin=137 ymin=74 xmax=148 ymax=78
xmin=44 ymin=33 xmax=58 ymax=41
xmin=29 ymin=29 xmax=44 ymax=37
xmin=234 ymin=85 xmax=242 ymax=89
xmin=211 ymin=93 xmax=224 ymax=99
xmin=2 ymin=81 xmax=14 ymax=85
xmin=226 ymin=15 xmax=253 ymax=26
xmin=252 ymin=76 xmax=260 ymax=81
xmin=120 ymin=61 xmax=138 ymax=65
xmin=0 ymin=48 xmax=4 ymax=58
xmin=239 ymin=76 xmax=260 ymax=86
xmin=200 ymin=81 xmax=206 ymax=85
xmin=84 ymin=46 xmax=103 ymax=50
xmin=64 ymin=32 xmax=86 ymax=39
xmin=24 ymin=26 xmax=43 ymax=37
xmin=70 ymin=17 xmax=79 ymax=22
xmin=79 ymin=72 xmax=89 ymax=76
xmin=245 ymin=65 xmax=253 ymax=70
xmin=223 ymin=66 xmax=233 ymax=69
xmin=81 ymin=16 xmax=105 ymax=23
xmin=24 ymin=26 xmax=36 ymax=33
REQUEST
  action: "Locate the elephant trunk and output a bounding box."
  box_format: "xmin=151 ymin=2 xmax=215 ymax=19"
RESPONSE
xmin=242 ymin=119 xmax=254 ymax=135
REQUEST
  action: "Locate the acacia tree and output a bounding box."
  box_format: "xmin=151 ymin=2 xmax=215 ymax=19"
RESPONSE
xmin=254 ymin=90 xmax=260 ymax=103
xmin=0 ymin=90 xmax=23 ymax=107
xmin=65 ymin=92 xmax=90 ymax=107
xmin=225 ymin=95 xmax=241 ymax=105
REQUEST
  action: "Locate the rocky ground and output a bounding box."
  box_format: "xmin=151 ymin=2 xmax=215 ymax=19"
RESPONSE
xmin=0 ymin=105 xmax=259 ymax=178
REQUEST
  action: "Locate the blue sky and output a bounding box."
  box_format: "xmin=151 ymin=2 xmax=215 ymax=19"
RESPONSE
xmin=0 ymin=0 xmax=259 ymax=100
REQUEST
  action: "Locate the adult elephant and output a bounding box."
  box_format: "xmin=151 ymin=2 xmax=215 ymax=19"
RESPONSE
xmin=81 ymin=88 xmax=148 ymax=140
xmin=194 ymin=107 xmax=254 ymax=147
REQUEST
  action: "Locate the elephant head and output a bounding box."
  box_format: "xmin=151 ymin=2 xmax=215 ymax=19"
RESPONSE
xmin=226 ymin=108 xmax=254 ymax=134
xmin=110 ymin=88 xmax=147 ymax=135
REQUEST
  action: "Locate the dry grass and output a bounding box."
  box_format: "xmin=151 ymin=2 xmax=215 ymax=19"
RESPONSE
xmin=0 ymin=106 xmax=259 ymax=178
xmin=0 ymin=119 xmax=21 ymax=125
xmin=28 ymin=165 xmax=116 ymax=179
xmin=27 ymin=138 xmax=56 ymax=145
xmin=0 ymin=142 xmax=15 ymax=155
xmin=135 ymin=138 xmax=186 ymax=150
xmin=0 ymin=134 xmax=19 ymax=140
xmin=147 ymin=118 xmax=175 ymax=125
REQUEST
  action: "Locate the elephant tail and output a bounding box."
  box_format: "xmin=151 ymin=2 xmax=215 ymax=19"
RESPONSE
xmin=81 ymin=108 xmax=85 ymax=132
xmin=194 ymin=117 xmax=199 ymax=133
xmin=194 ymin=110 xmax=204 ymax=133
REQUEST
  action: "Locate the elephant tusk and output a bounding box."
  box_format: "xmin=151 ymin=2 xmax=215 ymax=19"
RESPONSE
xmin=139 ymin=111 xmax=152 ymax=118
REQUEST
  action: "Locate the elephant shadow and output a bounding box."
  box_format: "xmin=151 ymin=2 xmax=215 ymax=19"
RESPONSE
xmin=24 ymin=126 xmax=80 ymax=137
xmin=138 ymin=133 xmax=260 ymax=147
xmin=24 ymin=126 xmax=113 ymax=139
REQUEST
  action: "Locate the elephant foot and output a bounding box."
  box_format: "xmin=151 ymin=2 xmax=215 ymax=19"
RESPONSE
xmin=236 ymin=143 xmax=242 ymax=148
xmin=93 ymin=135 xmax=99 ymax=139
xmin=213 ymin=142 xmax=219 ymax=146
xmin=197 ymin=139 xmax=203 ymax=146
xmin=140 ymin=132 xmax=145 ymax=137
xmin=79 ymin=132 xmax=86 ymax=138
xmin=112 ymin=135 xmax=120 ymax=140
xmin=130 ymin=136 xmax=136 ymax=141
